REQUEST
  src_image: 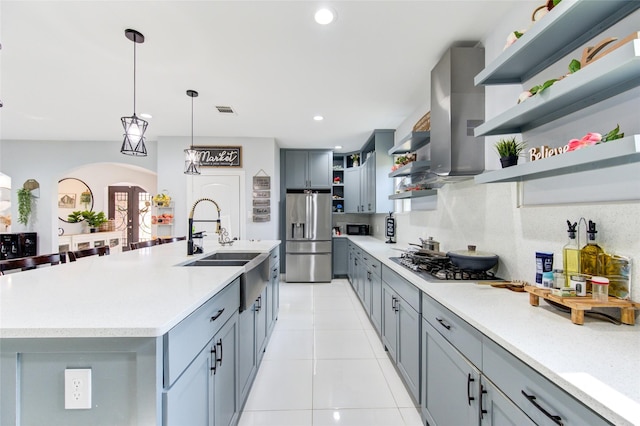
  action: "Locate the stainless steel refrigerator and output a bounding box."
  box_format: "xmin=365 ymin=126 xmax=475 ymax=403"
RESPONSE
xmin=285 ymin=189 xmax=332 ymax=282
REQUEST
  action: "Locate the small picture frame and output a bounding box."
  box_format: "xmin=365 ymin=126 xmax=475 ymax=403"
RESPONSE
xmin=58 ymin=193 xmax=76 ymax=209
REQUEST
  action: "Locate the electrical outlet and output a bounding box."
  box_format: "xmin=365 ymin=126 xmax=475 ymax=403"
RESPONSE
xmin=64 ymin=368 xmax=92 ymax=409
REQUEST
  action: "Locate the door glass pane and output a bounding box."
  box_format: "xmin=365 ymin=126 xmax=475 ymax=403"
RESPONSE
xmin=138 ymin=193 xmax=152 ymax=241
xmin=113 ymin=191 xmax=129 ymax=249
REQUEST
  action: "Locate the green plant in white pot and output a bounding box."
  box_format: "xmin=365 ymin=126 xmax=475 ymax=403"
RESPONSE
xmin=494 ymin=137 xmax=526 ymax=168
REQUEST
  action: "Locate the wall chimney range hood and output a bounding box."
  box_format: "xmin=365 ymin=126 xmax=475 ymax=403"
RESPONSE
xmin=429 ymin=46 xmax=486 ymax=182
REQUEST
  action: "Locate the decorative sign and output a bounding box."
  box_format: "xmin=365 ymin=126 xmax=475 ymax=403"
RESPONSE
xmin=194 ymin=146 xmax=242 ymax=167
xmin=528 ymin=145 xmax=569 ymax=162
xmin=252 ymin=169 xmax=271 ymax=222
xmin=253 ymin=176 xmax=271 ymax=190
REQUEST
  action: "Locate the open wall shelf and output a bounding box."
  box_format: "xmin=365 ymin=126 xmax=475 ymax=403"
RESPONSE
xmin=389 ymin=189 xmax=438 ymax=200
xmin=474 ymin=40 xmax=640 ymax=136
xmin=388 ymin=161 xmax=432 ymax=178
xmin=475 ymin=135 xmax=640 ymax=184
xmin=474 ymin=0 xmax=640 ymax=85
xmin=388 ymin=131 xmax=430 ymax=155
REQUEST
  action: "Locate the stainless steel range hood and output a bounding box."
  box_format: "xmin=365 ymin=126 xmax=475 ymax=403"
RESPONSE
xmin=430 ymin=46 xmax=485 ymax=181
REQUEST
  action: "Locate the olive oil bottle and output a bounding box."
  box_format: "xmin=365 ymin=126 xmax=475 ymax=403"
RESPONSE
xmin=580 ymin=220 xmax=604 ymax=293
xmin=562 ymin=220 xmax=580 ymax=287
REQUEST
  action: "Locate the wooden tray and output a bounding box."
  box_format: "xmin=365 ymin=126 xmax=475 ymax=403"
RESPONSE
xmin=525 ymin=285 xmax=640 ymax=325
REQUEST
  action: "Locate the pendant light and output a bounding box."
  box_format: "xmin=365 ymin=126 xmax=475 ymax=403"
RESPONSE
xmin=120 ymin=29 xmax=148 ymax=156
xmin=184 ymin=90 xmax=201 ymax=175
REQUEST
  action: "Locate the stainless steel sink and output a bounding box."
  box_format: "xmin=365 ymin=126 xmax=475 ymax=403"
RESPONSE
xmin=181 ymin=251 xmax=270 ymax=312
xmin=184 ymin=259 xmax=251 ymax=267
xmin=200 ymin=252 xmax=261 ymax=261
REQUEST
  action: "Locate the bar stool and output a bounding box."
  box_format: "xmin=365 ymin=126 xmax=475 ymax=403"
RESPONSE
xmin=0 ymin=253 xmax=67 ymax=275
xmin=68 ymin=246 xmax=110 ymax=262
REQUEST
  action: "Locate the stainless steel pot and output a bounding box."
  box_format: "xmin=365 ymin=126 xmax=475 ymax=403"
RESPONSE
xmin=446 ymin=245 xmax=498 ymax=272
xmin=409 ymin=236 xmax=440 ymax=252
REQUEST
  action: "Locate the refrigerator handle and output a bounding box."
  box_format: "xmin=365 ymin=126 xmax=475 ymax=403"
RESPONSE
xmin=305 ymin=193 xmax=311 ymax=239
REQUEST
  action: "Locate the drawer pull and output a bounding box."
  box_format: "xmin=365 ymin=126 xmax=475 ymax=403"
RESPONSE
xmin=216 ymin=338 xmax=223 ymax=367
xmin=521 ymin=390 xmax=564 ymax=425
xmin=480 ymin=384 xmax=487 ymax=419
xmin=467 ymin=373 xmax=475 ymax=405
xmin=210 ymin=308 xmax=225 ymax=322
xmin=436 ymin=317 xmax=451 ymax=330
xmin=210 ymin=345 xmax=217 ymax=375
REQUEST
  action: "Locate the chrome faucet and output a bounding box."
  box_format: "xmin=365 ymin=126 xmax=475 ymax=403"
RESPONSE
xmin=187 ymin=198 xmax=221 ymax=255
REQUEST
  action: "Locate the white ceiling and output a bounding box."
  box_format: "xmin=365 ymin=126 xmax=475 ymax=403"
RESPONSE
xmin=0 ymin=1 xmax=517 ymax=152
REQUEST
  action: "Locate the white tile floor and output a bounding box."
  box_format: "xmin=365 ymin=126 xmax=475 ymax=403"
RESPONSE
xmin=238 ymin=279 xmax=423 ymax=426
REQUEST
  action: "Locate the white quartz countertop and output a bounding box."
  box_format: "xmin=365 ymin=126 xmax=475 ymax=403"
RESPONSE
xmin=0 ymin=240 xmax=280 ymax=339
xmin=347 ymin=236 xmax=640 ymax=426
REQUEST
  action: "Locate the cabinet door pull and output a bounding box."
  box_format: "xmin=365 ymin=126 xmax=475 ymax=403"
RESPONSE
xmin=216 ymin=338 xmax=223 ymax=367
xmin=391 ymin=296 xmax=397 ymax=311
xmin=467 ymin=373 xmax=475 ymax=405
xmin=480 ymin=384 xmax=488 ymax=419
xmin=521 ymin=390 xmax=564 ymax=425
xmin=210 ymin=346 xmax=217 ymax=375
xmin=436 ymin=317 xmax=451 ymax=330
xmin=210 ymin=308 xmax=225 ymax=322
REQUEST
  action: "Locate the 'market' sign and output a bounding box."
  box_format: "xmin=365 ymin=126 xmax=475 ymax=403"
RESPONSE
xmin=194 ymin=146 xmax=242 ymax=167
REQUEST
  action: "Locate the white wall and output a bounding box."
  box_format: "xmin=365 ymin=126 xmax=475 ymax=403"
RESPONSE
xmin=375 ymin=4 xmax=640 ymax=299
xmin=0 ymin=139 xmax=158 ymax=252
xmin=157 ymin=136 xmax=280 ymax=241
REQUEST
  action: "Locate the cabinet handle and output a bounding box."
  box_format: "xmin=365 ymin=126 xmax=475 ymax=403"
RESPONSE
xmin=480 ymin=384 xmax=488 ymax=419
xmin=216 ymin=338 xmax=223 ymax=367
xmin=210 ymin=345 xmax=217 ymax=375
xmin=467 ymin=373 xmax=475 ymax=406
xmin=255 ymin=296 xmax=262 ymax=312
xmin=391 ymin=296 xmax=396 ymax=311
xmin=521 ymin=390 xmax=564 ymax=425
xmin=210 ymin=308 xmax=225 ymax=322
xmin=367 ymin=271 xmax=371 ymax=281
xmin=435 ymin=317 xmax=451 ymax=330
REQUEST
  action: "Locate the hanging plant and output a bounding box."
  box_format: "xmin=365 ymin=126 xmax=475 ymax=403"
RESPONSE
xmin=17 ymin=187 xmax=33 ymax=225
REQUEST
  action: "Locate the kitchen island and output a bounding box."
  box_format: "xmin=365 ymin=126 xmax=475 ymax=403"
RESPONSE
xmin=347 ymin=236 xmax=640 ymax=426
xmin=0 ymin=239 xmax=280 ymax=425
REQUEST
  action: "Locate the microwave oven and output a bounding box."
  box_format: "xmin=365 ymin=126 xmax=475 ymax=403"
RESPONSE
xmin=346 ymin=224 xmax=370 ymax=235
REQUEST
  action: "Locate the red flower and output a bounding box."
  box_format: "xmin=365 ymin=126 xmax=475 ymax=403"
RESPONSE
xmin=567 ymin=132 xmax=601 ymax=152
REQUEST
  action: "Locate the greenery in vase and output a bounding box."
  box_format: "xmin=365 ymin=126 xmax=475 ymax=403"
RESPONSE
xmin=17 ymin=187 xmax=33 ymax=225
xmin=494 ymin=137 xmax=526 ymax=158
xmin=351 ymin=154 xmax=359 ymax=164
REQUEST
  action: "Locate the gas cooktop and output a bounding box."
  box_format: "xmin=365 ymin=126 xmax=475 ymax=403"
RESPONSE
xmin=389 ymin=250 xmax=501 ymax=282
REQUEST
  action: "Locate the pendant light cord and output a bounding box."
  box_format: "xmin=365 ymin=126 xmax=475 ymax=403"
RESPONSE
xmin=133 ymin=37 xmax=137 ymax=115
xmin=191 ymin=95 xmax=194 ymax=149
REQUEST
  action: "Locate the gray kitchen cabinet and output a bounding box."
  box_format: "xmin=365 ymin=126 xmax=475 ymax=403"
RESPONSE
xmin=344 ymin=167 xmax=361 ymax=213
xmin=369 ymin=260 xmax=383 ymax=335
xmin=332 ymin=237 xmax=348 ymax=277
xmin=422 ymin=317 xmax=480 ymax=426
xmin=483 ymin=338 xmax=612 ymax=426
xmin=284 ymin=150 xmax=332 ymax=189
xmin=361 ymin=130 xmax=395 ymax=213
xmin=212 ymin=313 xmax=239 ymax=426
xmin=238 ymin=285 xmax=271 ymax=408
xmin=267 ymin=247 xmax=280 ymax=336
xmin=480 ymin=377 xmax=536 ymax=426
xmin=164 ymin=311 xmax=239 ymax=426
xmin=381 ymin=265 xmax=421 ymax=402
xmin=238 ymin=303 xmax=257 ymax=405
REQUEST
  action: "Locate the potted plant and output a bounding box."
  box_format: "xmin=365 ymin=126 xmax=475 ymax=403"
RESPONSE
xmin=351 ymin=153 xmax=360 ymax=167
xmin=67 ymin=210 xmax=108 ymax=233
xmin=17 ymin=187 xmax=33 ymax=226
xmin=494 ymin=137 xmax=526 ymax=168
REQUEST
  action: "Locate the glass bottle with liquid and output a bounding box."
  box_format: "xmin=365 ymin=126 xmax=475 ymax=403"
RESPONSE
xmin=562 ymin=220 xmax=580 ymax=287
xmin=580 ymin=220 xmax=604 ymax=293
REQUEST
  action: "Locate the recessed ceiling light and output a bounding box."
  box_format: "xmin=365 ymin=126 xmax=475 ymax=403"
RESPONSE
xmin=314 ymin=8 xmax=335 ymax=25
xmin=140 ymin=112 xmax=152 ymax=119
xmin=313 ymin=115 xmax=324 ymax=121
xmin=334 ymin=145 xmax=343 ymax=150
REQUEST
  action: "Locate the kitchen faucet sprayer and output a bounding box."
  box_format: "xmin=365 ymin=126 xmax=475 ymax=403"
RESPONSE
xmin=187 ymin=198 xmax=222 ymax=255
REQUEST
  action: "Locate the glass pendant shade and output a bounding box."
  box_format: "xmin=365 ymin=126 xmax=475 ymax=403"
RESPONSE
xmin=184 ymin=89 xmax=201 ymax=175
xmin=184 ymin=148 xmax=201 ymax=175
xmin=120 ymin=114 xmax=148 ymax=156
